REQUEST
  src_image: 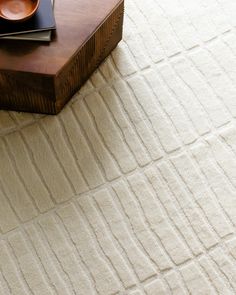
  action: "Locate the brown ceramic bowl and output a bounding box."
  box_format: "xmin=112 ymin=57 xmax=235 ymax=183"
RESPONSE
xmin=0 ymin=0 xmax=40 ymax=22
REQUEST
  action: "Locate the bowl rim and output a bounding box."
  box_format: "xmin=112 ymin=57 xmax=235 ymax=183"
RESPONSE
xmin=0 ymin=0 xmax=40 ymax=22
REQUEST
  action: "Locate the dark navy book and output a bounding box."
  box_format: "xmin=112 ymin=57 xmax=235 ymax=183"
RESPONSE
xmin=0 ymin=0 xmax=56 ymax=37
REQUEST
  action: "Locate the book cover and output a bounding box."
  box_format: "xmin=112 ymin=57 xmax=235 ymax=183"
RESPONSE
xmin=0 ymin=0 xmax=56 ymax=37
xmin=1 ymin=30 xmax=52 ymax=41
xmin=1 ymin=0 xmax=54 ymax=41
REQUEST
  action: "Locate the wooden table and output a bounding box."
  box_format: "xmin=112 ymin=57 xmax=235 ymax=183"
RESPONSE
xmin=0 ymin=0 xmax=124 ymax=114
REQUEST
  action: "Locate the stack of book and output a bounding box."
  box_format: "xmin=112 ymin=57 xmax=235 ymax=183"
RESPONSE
xmin=0 ymin=0 xmax=56 ymax=42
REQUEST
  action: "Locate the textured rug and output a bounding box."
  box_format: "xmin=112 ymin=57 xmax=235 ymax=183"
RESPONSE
xmin=1 ymin=0 xmax=236 ymax=294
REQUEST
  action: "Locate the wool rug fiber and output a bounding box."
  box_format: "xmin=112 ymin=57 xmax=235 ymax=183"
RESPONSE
xmin=1 ymin=0 xmax=236 ymax=294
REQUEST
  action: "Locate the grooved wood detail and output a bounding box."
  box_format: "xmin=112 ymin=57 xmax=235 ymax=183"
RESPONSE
xmin=55 ymin=2 xmax=124 ymax=113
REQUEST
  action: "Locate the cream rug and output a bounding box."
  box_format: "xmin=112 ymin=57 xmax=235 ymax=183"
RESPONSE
xmin=1 ymin=0 xmax=236 ymax=294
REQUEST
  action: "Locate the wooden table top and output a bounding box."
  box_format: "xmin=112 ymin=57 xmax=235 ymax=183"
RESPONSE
xmin=0 ymin=0 xmax=122 ymax=75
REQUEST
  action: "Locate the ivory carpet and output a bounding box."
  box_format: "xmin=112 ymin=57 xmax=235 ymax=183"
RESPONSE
xmin=1 ymin=0 xmax=236 ymax=294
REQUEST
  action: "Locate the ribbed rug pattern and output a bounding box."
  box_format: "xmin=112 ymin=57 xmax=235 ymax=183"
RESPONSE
xmin=1 ymin=0 xmax=236 ymax=294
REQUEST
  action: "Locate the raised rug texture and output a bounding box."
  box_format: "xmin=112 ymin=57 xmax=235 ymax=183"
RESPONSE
xmin=1 ymin=0 xmax=236 ymax=294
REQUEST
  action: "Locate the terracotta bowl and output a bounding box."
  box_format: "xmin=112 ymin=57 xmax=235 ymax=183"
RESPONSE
xmin=0 ymin=0 xmax=40 ymax=22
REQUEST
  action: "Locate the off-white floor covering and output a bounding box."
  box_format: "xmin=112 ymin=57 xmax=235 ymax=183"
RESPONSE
xmin=1 ymin=0 xmax=236 ymax=294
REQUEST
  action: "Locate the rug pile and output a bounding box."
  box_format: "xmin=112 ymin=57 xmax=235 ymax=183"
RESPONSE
xmin=1 ymin=0 xmax=236 ymax=294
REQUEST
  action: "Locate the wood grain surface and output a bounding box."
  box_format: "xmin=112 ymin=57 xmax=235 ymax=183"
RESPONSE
xmin=0 ymin=0 xmax=124 ymax=114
